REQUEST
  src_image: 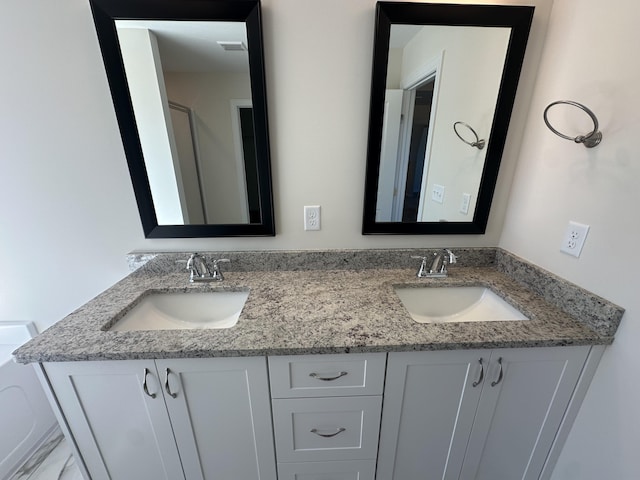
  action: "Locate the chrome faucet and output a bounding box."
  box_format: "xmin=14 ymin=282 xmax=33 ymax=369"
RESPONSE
xmin=412 ymin=249 xmax=457 ymax=278
xmin=186 ymin=253 xmax=230 ymax=282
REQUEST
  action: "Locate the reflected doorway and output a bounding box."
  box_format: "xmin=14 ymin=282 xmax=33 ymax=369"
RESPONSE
xmin=402 ymin=78 xmax=435 ymax=221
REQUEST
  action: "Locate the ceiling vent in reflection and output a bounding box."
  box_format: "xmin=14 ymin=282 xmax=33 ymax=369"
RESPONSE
xmin=217 ymin=41 xmax=247 ymax=51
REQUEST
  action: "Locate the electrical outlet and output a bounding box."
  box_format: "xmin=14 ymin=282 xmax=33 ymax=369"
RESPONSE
xmin=304 ymin=205 xmax=321 ymax=231
xmin=460 ymin=193 xmax=471 ymax=215
xmin=560 ymin=221 xmax=590 ymax=257
xmin=432 ymin=184 xmax=445 ymax=204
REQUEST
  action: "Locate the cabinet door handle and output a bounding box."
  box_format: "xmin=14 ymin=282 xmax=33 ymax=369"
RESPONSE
xmin=491 ymin=357 xmax=504 ymax=387
xmin=142 ymin=368 xmax=156 ymax=398
xmin=472 ymin=358 xmax=484 ymax=387
xmin=164 ymin=368 xmax=178 ymax=398
xmin=309 ymin=371 xmax=348 ymax=381
xmin=310 ymin=427 xmax=346 ymax=438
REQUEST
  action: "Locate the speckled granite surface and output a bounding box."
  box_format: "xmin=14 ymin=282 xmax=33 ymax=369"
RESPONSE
xmin=495 ymin=250 xmax=623 ymax=337
xmin=126 ymin=248 xmax=497 ymax=273
xmin=13 ymin=248 xmax=624 ymax=364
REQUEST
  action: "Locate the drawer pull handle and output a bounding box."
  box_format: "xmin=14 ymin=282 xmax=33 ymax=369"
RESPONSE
xmin=472 ymin=358 xmax=484 ymax=387
xmin=310 ymin=427 xmax=346 ymax=438
xmin=164 ymin=368 xmax=178 ymax=398
xmin=309 ymin=371 xmax=348 ymax=381
xmin=491 ymin=357 xmax=504 ymax=387
xmin=142 ymin=368 xmax=156 ymax=398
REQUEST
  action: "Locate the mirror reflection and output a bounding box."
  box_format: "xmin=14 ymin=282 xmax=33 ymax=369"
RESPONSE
xmin=89 ymin=0 xmax=274 ymax=238
xmin=362 ymin=3 xmax=534 ymax=235
xmin=116 ymin=20 xmax=259 ymax=226
xmin=377 ymin=24 xmax=510 ymax=223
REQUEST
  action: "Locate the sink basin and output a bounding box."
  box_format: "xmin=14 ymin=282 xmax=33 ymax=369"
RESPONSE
xmin=110 ymin=290 xmax=249 ymax=331
xmin=394 ymin=286 xmax=528 ymax=323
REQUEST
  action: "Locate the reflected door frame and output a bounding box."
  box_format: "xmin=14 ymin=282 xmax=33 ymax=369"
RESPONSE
xmin=230 ymin=99 xmax=253 ymax=223
xmin=393 ymin=51 xmax=444 ymax=221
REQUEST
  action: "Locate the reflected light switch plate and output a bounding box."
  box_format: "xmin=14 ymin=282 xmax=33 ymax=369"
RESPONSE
xmin=460 ymin=193 xmax=471 ymax=214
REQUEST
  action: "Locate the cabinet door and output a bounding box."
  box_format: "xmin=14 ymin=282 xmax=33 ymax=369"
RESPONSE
xmin=156 ymin=357 xmax=277 ymax=480
xmin=459 ymin=346 xmax=591 ymax=480
xmin=44 ymin=360 xmax=184 ymax=480
xmin=376 ymin=350 xmax=486 ymax=480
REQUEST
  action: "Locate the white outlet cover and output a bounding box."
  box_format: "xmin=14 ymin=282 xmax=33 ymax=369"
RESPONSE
xmin=432 ymin=184 xmax=445 ymax=204
xmin=304 ymin=205 xmax=321 ymax=231
xmin=560 ymin=221 xmax=590 ymax=257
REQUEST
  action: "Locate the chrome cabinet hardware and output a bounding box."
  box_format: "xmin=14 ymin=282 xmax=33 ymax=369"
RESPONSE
xmin=472 ymin=358 xmax=484 ymax=387
xmin=310 ymin=427 xmax=346 ymax=438
xmin=164 ymin=368 xmax=178 ymax=398
xmin=309 ymin=371 xmax=348 ymax=381
xmin=142 ymin=368 xmax=156 ymax=398
xmin=491 ymin=357 xmax=504 ymax=387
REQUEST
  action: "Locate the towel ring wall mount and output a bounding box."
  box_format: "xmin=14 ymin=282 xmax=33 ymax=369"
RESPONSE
xmin=453 ymin=121 xmax=485 ymax=150
xmin=543 ymin=100 xmax=603 ymax=148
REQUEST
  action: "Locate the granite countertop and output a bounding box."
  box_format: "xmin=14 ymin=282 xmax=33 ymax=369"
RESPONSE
xmin=13 ymin=249 xmax=623 ymax=363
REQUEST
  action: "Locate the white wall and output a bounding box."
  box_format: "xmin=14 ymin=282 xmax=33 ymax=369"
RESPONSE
xmin=0 ymin=0 xmax=142 ymax=333
xmin=118 ymin=28 xmax=186 ymax=225
xmin=499 ymin=0 xmax=640 ymax=477
xmin=164 ymin=71 xmax=252 ymax=223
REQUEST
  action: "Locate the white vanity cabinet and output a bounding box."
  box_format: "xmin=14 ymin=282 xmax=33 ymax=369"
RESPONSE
xmin=376 ymin=346 xmax=592 ymax=480
xmin=268 ymin=353 xmax=386 ymax=480
xmin=44 ymin=357 xmax=277 ymax=480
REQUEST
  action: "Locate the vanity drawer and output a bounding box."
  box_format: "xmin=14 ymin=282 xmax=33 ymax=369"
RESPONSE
xmin=277 ymin=460 xmax=376 ymax=480
xmin=272 ymin=396 xmax=382 ymax=462
xmin=268 ymin=353 xmax=386 ymax=398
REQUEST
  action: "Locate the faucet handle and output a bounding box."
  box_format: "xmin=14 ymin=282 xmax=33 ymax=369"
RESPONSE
xmin=445 ymin=249 xmax=457 ymax=264
xmin=211 ymin=258 xmax=230 ymax=281
xmin=411 ymin=255 xmax=429 ymax=278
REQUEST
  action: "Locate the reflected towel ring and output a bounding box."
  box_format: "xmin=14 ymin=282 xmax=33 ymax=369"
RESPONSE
xmin=453 ymin=122 xmax=485 ymax=150
xmin=543 ymin=100 xmax=602 ymax=148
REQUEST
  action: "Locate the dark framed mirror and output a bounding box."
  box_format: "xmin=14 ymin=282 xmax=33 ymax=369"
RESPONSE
xmin=362 ymin=2 xmax=534 ymax=235
xmin=89 ymin=0 xmax=274 ymax=237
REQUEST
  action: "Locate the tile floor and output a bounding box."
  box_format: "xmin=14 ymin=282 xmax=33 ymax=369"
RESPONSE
xmin=10 ymin=429 xmax=82 ymax=480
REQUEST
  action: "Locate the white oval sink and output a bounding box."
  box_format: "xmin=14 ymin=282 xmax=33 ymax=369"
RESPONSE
xmin=394 ymin=286 xmax=528 ymax=323
xmin=110 ymin=290 xmax=249 ymax=331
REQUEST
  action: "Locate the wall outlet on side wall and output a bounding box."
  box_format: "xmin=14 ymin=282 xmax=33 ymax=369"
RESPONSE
xmin=560 ymin=221 xmax=590 ymax=257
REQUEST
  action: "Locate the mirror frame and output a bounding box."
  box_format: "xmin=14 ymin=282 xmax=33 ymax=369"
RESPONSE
xmin=362 ymin=2 xmax=534 ymax=235
xmin=89 ymin=0 xmax=275 ymax=237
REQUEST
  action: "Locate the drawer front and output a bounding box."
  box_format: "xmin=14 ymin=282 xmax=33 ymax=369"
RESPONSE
xmin=277 ymin=460 xmax=376 ymax=480
xmin=268 ymin=353 xmax=386 ymax=398
xmin=272 ymin=396 xmax=382 ymax=462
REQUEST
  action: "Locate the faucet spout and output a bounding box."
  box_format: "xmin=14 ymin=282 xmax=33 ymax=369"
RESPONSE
xmin=187 ymin=253 xmax=210 ymax=281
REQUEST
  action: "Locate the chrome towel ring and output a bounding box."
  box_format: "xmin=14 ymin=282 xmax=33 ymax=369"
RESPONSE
xmin=453 ymin=121 xmax=485 ymax=150
xmin=543 ymin=100 xmax=603 ymax=148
